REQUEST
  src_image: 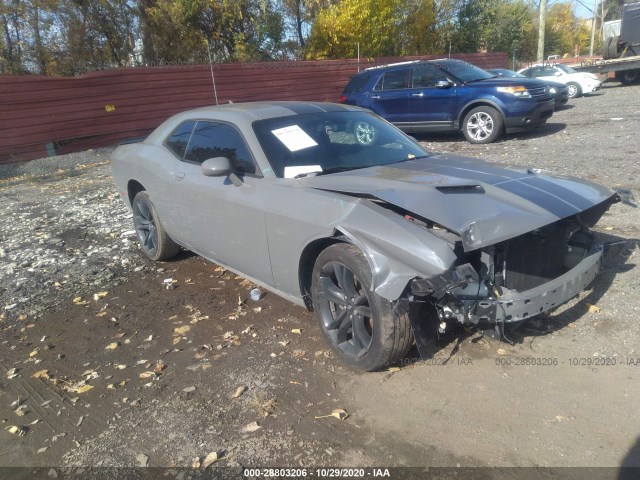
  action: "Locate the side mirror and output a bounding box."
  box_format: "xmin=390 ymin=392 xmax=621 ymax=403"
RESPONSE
xmin=436 ymin=80 xmax=452 ymax=88
xmin=201 ymin=157 xmax=232 ymax=177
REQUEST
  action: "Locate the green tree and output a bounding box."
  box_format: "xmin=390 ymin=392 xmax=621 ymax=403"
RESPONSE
xmin=306 ymin=0 xmax=446 ymax=59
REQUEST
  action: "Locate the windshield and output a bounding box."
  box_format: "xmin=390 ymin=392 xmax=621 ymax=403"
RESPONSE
xmin=437 ymin=60 xmax=494 ymax=82
xmin=556 ymin=64 xmax=577 ymax=74
xmin=253 ymin=111 xmax=429 ymax=178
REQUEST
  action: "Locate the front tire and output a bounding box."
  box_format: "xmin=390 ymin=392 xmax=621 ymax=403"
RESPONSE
xmin=132 ymin=191 xmax=180 ymax=261
xmin=311 ymin=243 xmax=413 ymax=371
xmin=462 ymin=106 xmax=503 ymax=144
xmin=567 ymin=82 xmax=582 ymax=98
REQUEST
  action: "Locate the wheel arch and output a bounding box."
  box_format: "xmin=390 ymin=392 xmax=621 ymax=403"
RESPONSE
xmin=298 ymin=234 xmax=348 ymax=311
xmin=457 ymin=100 xmax=505 ymax=130
xmin=127 ymin=180 xmax=146 ymax=208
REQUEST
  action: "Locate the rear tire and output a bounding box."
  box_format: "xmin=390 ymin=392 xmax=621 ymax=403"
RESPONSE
xmin=132 ymin=191 xmax=180 ymax=261
xmin=567 ymin=82 xmax=582 ymax=98
xmin=462 ymin=106 xmax=503 ymax=144
xmin=311 ymin=243 xmax=413 ymax=371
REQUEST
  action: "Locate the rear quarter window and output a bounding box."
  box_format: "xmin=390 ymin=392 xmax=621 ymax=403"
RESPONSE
xmin=343 ymin=75 xmax=370 ymax=93
xmin=165 ymin=121 xmax=196 ymax=159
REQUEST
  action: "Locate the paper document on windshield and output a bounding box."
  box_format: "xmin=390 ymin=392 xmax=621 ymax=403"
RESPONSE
xmin=271 ymin=125 xmax=318 ymax=152
xmin=284 ymin=165 xmax=323 ymax=178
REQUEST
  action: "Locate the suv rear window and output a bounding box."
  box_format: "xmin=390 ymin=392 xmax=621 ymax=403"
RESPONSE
xmin=343 ymin=75 xmax=370 ymax=93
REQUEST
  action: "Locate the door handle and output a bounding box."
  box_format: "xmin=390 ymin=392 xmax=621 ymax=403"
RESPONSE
xmin=173 ymin=171 xmax=185 ymax=181
xmin=411 ymin=92 xmax=424 ymax=97
xmin=370 ymin=95 xmax=380 ymax=100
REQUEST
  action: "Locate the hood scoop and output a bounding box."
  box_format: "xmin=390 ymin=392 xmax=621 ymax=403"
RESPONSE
xmin=436 ymin=185 xmax=485 ymax=194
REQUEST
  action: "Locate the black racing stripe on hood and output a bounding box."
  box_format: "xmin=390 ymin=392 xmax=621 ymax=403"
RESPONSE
xmin=497 ymin=180 xmax=580 ymax=218
xmin=516 ymin=176 xmax=595 ymax=211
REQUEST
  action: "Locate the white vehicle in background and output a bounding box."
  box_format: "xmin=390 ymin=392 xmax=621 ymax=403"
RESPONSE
xmin=518 ymin=63 xmax=602 ymax=98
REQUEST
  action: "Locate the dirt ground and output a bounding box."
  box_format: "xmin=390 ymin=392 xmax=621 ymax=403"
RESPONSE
xmin=1 ymin=82 xmax=639 ymax=476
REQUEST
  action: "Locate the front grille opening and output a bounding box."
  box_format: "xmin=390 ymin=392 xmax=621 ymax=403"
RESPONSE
xmin=496 ymin=222 xmax=579 ymax=292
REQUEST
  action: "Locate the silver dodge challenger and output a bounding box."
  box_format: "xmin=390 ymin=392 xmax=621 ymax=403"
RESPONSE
xmin=111 ymin=101 xmax=622 ymax=371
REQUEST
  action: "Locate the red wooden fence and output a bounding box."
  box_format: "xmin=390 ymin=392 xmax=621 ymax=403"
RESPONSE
xmin=0 ymin=52 xmax=508 ymax=163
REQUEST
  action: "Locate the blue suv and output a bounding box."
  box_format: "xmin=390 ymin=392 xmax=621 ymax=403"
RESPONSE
xmin=339 ymin=59 xmax=555 ymax=144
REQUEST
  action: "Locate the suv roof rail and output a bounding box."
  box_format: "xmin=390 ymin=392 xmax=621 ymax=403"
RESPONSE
xmin=364 ymin=60 xmax=421 ymax=71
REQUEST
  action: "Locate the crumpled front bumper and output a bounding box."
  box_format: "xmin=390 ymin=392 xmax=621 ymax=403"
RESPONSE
xmin=459 ymin=244 xmax=621 ymax=323
xmin=495 ymin=247 xmax=602 ymax=322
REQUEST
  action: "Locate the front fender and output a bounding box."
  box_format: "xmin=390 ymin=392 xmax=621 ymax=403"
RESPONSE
xmin=337 ymin=200 xmax=458 ymax=301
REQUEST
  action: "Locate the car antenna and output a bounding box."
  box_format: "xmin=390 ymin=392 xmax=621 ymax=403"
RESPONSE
xmin=206 ymin=38 xmax=219 ymax=106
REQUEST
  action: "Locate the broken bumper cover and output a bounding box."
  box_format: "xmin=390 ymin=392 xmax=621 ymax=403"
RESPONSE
xmin=492 ymin=247 xmax=602 ymax=322
xmin=411 ymin=243 xmax=622 ymax=324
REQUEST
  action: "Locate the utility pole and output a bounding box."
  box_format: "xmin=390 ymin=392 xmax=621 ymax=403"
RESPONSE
xmin=589 ymin=0 xmax=597 ymax=56
xmin=537 ymin=0 xmax=547 ymax=62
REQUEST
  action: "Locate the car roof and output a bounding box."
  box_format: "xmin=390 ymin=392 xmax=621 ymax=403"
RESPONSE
xmin=186 ymin=101 xmax=362 ymax=121
xmin=146 ymin=101 xmax=366 ymax=144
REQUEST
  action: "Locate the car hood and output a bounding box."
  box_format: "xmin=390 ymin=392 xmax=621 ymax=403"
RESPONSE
xmin=300 ymin=154 xmax=618 ymax=251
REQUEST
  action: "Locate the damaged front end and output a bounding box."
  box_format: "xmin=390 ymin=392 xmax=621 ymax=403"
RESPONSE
xmin=407 ymin=199 xmax=625 ymax=347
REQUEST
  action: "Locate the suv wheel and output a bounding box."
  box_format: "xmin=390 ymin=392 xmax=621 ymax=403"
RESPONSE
xmin=462 ymin=106 xmax=503 ymax=144
xmin=353 ymin=120 xmax=377 ymax=145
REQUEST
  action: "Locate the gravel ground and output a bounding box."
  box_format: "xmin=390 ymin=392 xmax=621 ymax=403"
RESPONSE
xmin=0 ymin=82 xmax=639 ymax=474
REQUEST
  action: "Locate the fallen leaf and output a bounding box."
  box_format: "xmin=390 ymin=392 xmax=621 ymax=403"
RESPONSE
xmin=242 ymin=421 xmax=261 ymax=433
xmin=95 ymin=312 xmax=107 ymax=317
xmin=567 ymin=322 xmax=576 ymax=329
xmin=144 ymin=335 xmax=154 ymax=342
xmin=153 ymin=361 xmax=166 ymax=373
xmin=139 ymin=371 xmax=156 ymax=379
xmin=278 ymin=341 xmax=290 ymax=347
xmin=191 ymin=457 xmax=201 ymax=468
xmin=183 ymin=386 xmax=196 ymax=393
xmin=202 ymin=451 xmax=219 ymax=468
xmin=253 ymin=307 xmax=262 ymax=313
xmin=72 ymin=297 xmax=87 ymax=305
xmin=29 ymin=349 xmax=39 ymax=357
xmin=136 ymin=453 xmax=149 ymax=467
xmin=14 ymin=405 xmax=29 ymax=416
xmin=115 ymin=364 xmax=127 ymax=370
xmin=292 ymin=349 xmax=306 ymax=358
xmin=387 ymin=367 xmax=401 ymax=372
xmin=174 ymin=325 xmax=191 ymax=336
xmin=37 ymin=447 xmax=48 ymax=454
xmin=496 ymin=348 xmax=507 ymax=355
xmin=7 ymin=368 xmax=19 ymax=379
xmin=105 ymin=342 xmax=119 ymax=350
xmin=5 ymin=425 xmax=26 ymax=436
xmin=588 ymin=304 xmax=601 ymax=314
xmin=93 ymin=291 xmax=108 ymax=301
xmin=315 ymin=408 xmax=349 ymax=421
xmin=75 ymin=385 xmax=94 ymax=394
xmin=291 ymin=328 xmax=302 ymax=334
xmin=32 ymin=369 xmax=50 ymax=379
xmin=231 ymin=386 xmax=247 ymax=398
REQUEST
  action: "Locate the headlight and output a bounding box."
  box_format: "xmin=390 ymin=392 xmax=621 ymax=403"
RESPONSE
xmin=496 ymin=86 xmax=531 ymax=98
xmin=549 ymin=87 xmax=557 ymax=94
